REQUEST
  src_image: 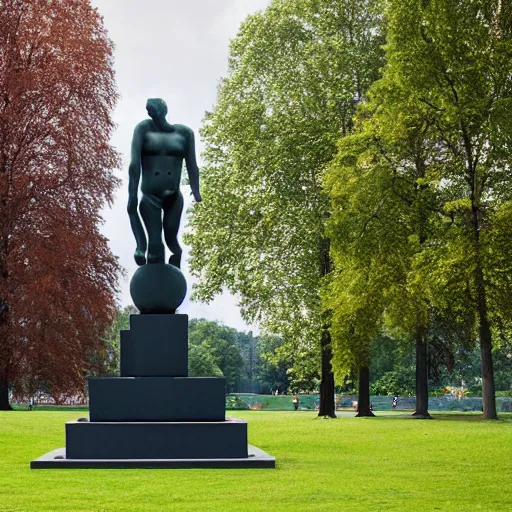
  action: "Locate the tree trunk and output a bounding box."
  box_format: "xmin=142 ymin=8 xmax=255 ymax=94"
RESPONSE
xmin=471 ymin=205 xmax=497 ymax=419
xmin=355 ymin=366 xmax=374 ymax=417
xmin=480 ymin=326 xmax=496 ymax=419
xmin=475 ymin=265 xmax=497 ymax=419
xmin=0 ymin=236 xmax=12 ymax=411
xmin=0 ymin=378 xmax=12 ymax=411
xmin=412 ymin=327 xmax=431 ymax=418
xmin=317 ymin=237 xmax=336 ymax=418
xmin=0 ymin=304 xmax=12 ymax=411
xmin=412 ymin=175 xmax=431 ymax=419
xmin=318 ymin=328 xmax=336 ymax=417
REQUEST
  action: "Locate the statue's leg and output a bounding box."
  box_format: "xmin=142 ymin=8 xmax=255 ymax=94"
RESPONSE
xmin=127 ymin=200 xmax=147 ymax=266
xmin=139 ymin=194 xmax=165 ymax=264
xmin=163 ymin=191 xmax=184 ymax=268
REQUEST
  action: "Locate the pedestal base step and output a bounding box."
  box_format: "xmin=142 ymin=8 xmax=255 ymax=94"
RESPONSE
xmin=31 ymin=445 xmax=276 ymax=469
xmin=88 ymin=377 xmax=226 ymax=422
xmin=66 ymin=419 xmax=248 ymax=460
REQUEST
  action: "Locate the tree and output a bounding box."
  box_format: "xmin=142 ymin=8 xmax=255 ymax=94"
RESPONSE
xmin=186 ymin=0 xmax=385 ymax=417
xmin=253 ymin=333 xmax=294 ymax=394
xmin=326 ymin=0 xmax=512 ymax=419
xmin=188 ymin=319 xmax=243 ymax=392
xmin=0 ymin=0 xmax=121 ymax=409
xmin=369 ymin=334 xmax=417 ymax=397
xmin=322 ymin=229 xmax=387 ymax=417
xmin=188 ymin=344 xmax=224 ymax=378
xmin=236 ymin=330 xmax=258 ymax=392
xmin=381 ymin=0 xmax=512 ymax=419
xmin=93 ymin=306 xmax=137 ymax=377
xmin=325 ymin=89 xmax=441 ymax=418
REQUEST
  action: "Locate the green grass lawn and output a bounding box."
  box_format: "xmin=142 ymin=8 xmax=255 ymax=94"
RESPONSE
xmin=1 ymin=411 xmax=511 ymax=512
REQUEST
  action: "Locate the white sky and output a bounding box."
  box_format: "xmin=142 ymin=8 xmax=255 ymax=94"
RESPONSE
xmin=91 ymin=0 xmax=271 ymax=332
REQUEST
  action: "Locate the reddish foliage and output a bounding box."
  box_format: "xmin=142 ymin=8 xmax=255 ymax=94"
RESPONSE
xmin=0 ymin=0 xmax=122 ymax=407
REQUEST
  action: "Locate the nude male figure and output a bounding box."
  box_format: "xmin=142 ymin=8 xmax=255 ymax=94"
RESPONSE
xmin=127 ymin=98 xmax=202 ymax=268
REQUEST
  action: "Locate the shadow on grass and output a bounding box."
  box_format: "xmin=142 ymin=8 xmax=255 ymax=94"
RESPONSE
xmin=372 ymin=411 xmax=512 ymax=423
xmin=430 ymin=412 xmax=512 ymax=423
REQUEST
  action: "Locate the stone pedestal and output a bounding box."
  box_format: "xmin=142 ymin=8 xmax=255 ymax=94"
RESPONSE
xmin=120 ymin=314 xmax=188 ymax=377
xmin=88 ymin=376 xmax=226 ymax=422
xmin=31 ymin=314 xmax=275 ymax=469
xmin=65 ymin=419 xmax=248 ymax=459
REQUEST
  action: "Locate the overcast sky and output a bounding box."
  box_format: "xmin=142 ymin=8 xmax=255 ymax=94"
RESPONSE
xmin=90 ymin=0 xmax=271 ymax=332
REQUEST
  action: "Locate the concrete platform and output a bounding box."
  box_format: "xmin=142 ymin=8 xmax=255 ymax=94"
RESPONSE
xmin=31 ymin=445 xmax=276 ymax=469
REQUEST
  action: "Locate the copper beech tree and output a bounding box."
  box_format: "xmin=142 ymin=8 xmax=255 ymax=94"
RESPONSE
xmin=0 ymin=0 xmax=121 ymax=409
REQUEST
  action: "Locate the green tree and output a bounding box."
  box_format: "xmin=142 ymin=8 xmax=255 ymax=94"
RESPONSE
xmin=93 ymin=306 xmax=137 ymax=377
xmin=383 ymin=0 xmax=512 ymax=419
xmin=370 ymin=334 xmax=403 ymax=384
xmin=493 ymin=340 xmax=512 ymax=392
xmin=326 ymin=0 xmax=512 ymax=419
xmin=187 ymin=0 xmax=385 ymax=417
xmin=369 ymin=334 xmax=417 ymax=397
xmin=188 ymin=344 xmax=223 ymax=378
xmin=188 ymin=319 xmax=243 ymax=392
xmin=236 ymin=330 xmax=259 ymax=392
xmin=324 ymin=108 xmax=437 ymax=416
xmin=254 ymin=334 xmax=294 ymax=394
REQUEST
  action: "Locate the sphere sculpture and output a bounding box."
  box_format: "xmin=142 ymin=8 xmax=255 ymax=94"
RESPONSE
xmin=130 ymin=264 xmax=187 ymax=314
xmin=127 ymin=98 xmax=201 ymax=312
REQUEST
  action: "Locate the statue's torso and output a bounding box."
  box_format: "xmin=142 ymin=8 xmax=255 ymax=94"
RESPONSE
xmin=140 ymin=129 xmax=187 ymax=197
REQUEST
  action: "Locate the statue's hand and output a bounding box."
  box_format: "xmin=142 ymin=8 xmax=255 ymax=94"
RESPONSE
xmin=191 ymin=189 xmax=202 ymax=202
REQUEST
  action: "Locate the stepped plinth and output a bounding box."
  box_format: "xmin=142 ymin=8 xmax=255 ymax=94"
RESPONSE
xmin=31 ymin=313 xmax=275 ymax=469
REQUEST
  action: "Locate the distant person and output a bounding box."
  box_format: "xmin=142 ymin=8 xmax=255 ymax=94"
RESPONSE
xmin=292 ymin=395 xmax=299 ymax=411
xmin=28 ymin=397 xmax=34 ymax=411
xmin=392 ymin=396 xmax=398 ymax=410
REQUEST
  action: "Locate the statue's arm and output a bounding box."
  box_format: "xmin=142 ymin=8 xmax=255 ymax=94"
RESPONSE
xmin=127 ymin=124 xmax=147 ymax=260
xmin=128 ymin=124 xmax=144 ymax=206
xmin=185 ymin=127 xmax=202 ymax=202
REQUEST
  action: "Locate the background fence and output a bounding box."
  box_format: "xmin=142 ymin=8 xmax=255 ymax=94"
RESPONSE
xmin=12 ymin=393 xmax=512 ymax=412
xmin=226 ymin=394 xmax=512 ymax=412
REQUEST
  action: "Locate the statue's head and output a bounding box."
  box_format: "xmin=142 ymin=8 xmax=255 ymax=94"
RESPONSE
xmin=146 ymin=98 xmax=168 ymax=120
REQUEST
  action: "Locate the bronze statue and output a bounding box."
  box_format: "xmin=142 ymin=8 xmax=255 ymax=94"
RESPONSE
xmin=128 ymin=98 xmax=202 ymax=268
